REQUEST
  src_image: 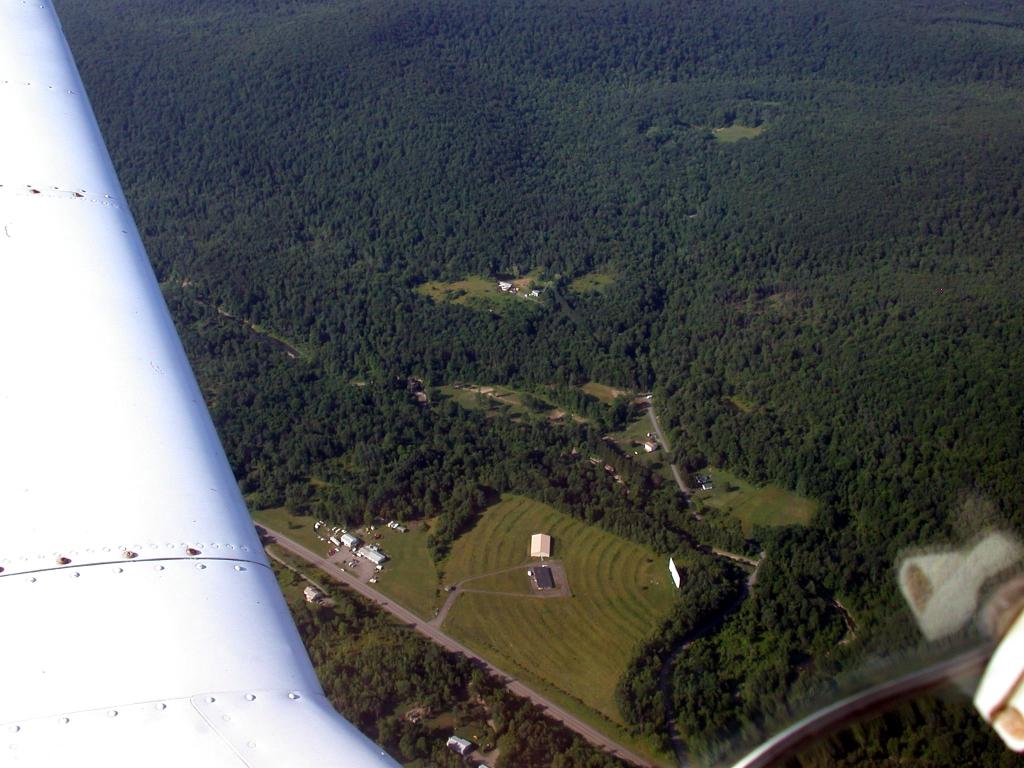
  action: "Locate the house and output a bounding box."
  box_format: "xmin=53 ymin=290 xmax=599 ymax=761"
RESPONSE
xmin=497 ymin=281 xmax=512 ymax=292
xmin=447 ymin=736 xmax=474 ymax=756
xmin=528 ymin=289 xmax=541 ymax=298
xmin=694 ymin=474 xmax=713 ymax=491
xmin=642 ymin=440 xmax=657 ymax=453
xmin=303 ymin=585 xmax=323 ymax=604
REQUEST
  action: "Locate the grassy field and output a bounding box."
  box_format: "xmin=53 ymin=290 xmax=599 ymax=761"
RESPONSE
xmin=460 ymin=568 xmax=535 ymax=595
xmin=253 ymin=507 xmax=444 ymax=619
xmin=568 ymin=272 xmax=616 ymax=294
xmin=606 ymin=411 xmax=676 ymax=483
xmin=438 ymin=382 xmax=571 ymax=423
xmin=251 ymin=506 xmax=328 ymax=554
xmin=695 ymin=467 xmax=817 ymax=534
xmin=441 ymin=495 xmax=678 ymax=726
xmin=581 ymin=381 xmax=630 ymax=403
xmin=370 ymin=523 xmax=443 ymax=620
xmin=712 ymin=123 xmax=768 ymax=143
xmin=416 ymin=275 xmax=542 ymax=314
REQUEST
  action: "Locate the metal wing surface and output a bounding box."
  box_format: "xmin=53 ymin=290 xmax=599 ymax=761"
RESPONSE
xmin=0 ymin=3 xmax=398 ymax=765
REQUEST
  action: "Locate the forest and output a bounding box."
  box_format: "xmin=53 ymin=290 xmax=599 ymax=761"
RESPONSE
xmin=58 ymin=0 xmax=1024 ymax=763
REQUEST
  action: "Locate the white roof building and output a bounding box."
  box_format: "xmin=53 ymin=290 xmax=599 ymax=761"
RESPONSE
xmin=303 ymin=585 xmax=323 ymax=603
xmin=669 ymin=557 xmax=682 ymax=589
xmin=340 ymin=533 xmax=360 ymax=549
xmin=530 ymin=533 xmax=551 ymax=559
xmin=446 ymin=736 xmax=473 ymax=755
xmin=357 ymin=546 xmax=388 ymax=566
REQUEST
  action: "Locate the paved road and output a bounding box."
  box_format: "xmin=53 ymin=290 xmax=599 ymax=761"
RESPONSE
xmin=646 ymin=403 xmax=692 ymax=496
xmin=261 ymin=526 xmax=653 ymax=768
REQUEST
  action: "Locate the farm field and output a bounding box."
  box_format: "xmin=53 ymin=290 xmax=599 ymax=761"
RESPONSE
xmin=712 ymin=123 xmax=767 ymax=142
xmin=695 ymin=467 xmax=817 ymax=534
xmin=441 ymin=495 xmax=679 ymax=727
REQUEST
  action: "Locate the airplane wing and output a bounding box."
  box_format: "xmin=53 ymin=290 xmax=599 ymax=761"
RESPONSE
xmin=0 ymin=2 xmax=398 ymax=765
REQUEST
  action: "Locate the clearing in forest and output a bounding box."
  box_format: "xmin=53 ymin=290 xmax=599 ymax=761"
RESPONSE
xmin=439 ymin=382 xmax=576 ymax=423
xmin=416 ymin=272 xmax=547 ymax=314
xmin=581 ymin=381 xmax=630 ymax=403
xmin=712 ymin=123 xmax=767 ymax=143
xmin=441 ymin=495 xmax=678 ymax=727
xmin=695 ymin=467 xmax=817 ymax=534
xmin=568 ymin=272 xmax=616 ymax=294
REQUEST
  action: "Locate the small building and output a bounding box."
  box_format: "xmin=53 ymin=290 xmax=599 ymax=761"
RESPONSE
xmin=497 ymin=281 xmax=512 ymax=292
xmin=642 ymin=440 xmax=657 ymax=453
xmin=303 ymin=585 xmax=324 ymax=604
xmin=357 ymin=546 xmax=388 ymax=566
xmin=530 ymin=533 xmax=551 ymax=559
xmin=328 ymin=536 xmax=341 ymax=547
xmin=528 ymin=289 xmax=541 ymax=298
xmin=447 ymin=736 xmax=474 ymax=756
xmin=340 ymin=532 xmax=361 ymax=550
xmin=534 ymin=566 xmax=555 ymax=589
xmin=694 ymin=474 xmax=713 ymax=491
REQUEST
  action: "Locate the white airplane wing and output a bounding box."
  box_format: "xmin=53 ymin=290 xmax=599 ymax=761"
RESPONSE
xmin=0 ymin=3 xmax=398 ymax=765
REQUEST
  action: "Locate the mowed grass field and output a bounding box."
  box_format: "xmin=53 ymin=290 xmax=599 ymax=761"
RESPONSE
xmin=251 ymin=506 xmax=325 ymax=553
xmin=696 ymin=467 xmax=817 ymax=534
xmin=370 ymin=523 xmax=442 ymax=619
xmin=441 ymin=495 xmax=678 ymax=726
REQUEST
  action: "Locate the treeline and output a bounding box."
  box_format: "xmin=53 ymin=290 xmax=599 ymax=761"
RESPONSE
xmin=615 ymin=553 xmax=743 ymax=751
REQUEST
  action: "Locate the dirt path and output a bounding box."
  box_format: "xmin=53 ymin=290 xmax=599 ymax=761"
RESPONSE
xmin=261 ymin=526 xmax=653 ymax=768
xmin=646 ymin=404 xmax=693 ymax=496
xmin=433 ymin=561 xmax=571 ymax=626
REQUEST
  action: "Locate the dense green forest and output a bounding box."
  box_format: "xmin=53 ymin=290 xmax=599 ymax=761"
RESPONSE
xmin=59 ymin=0 xmax=1023 ymax=763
